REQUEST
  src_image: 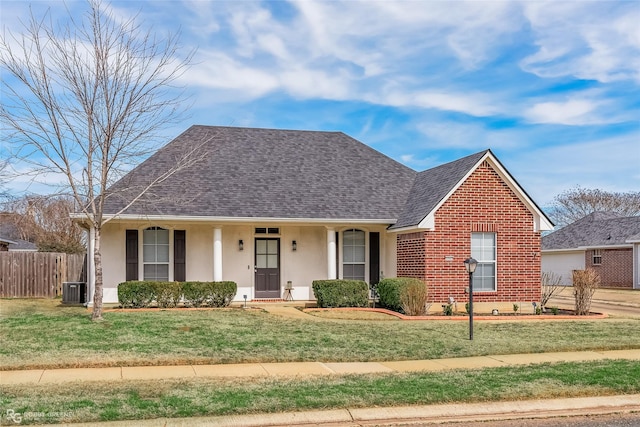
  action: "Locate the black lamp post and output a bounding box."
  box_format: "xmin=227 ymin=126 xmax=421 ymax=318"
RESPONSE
xmin=464 ymin=257 xmax=478 ymax=340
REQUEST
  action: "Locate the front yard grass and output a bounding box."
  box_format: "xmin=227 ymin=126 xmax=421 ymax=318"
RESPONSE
xmin=1 ymin=299 xmax=639 ymax=370
xmin=2 ymin=360 xmax=639 ymax=425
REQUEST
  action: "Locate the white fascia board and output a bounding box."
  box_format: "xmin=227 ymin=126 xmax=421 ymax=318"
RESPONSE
xmin=71 ymin=213 xmax=397 ymax=226
xmin=577 ymin=244 xmax=633 ymax=250
xmin=541 ymin=248 xmax=585 ymax=254
xmin=482 ymin=154 xmax=554 ymax=232
xmin=543 ymin=244 xmax=633 ymax=253
xmin=414 ymin=152 xmax=553 ymax=232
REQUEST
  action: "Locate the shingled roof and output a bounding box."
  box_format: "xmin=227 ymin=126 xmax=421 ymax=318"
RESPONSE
xmin=103 ymin=125 xmax=418 ymax=220
xmin=390 ymin=150 xmax=489 ymax=229
xmin=542 ymin=212 xmax=640 ymax=250
xmin=102 ymin=126 xmax=539 ymax=228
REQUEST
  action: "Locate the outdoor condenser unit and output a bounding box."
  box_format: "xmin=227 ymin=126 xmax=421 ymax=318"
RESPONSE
xmin=62 ymin=282 xmax=86 ymax=304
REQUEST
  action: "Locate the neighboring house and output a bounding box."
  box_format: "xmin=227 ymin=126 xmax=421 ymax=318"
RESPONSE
xmin=76 ymin=125 xmax=553 ymax=310
xmin=0 ymin=237 xmax=16 ymax=251
xmin=0 ymin=215 xmax=38 ymax=252
xmin=542 ymin=212 xmax=640 ymax=289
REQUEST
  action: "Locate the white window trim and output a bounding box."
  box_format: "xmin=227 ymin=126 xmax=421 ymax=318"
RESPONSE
xmin=592 ymin=249 xmax=602 ymax=265
xmin=472 ymin=232 xmax=497 ymax=292
xmin=138 ymin=226 xmax=174 ymax=281
xmin=339 ymin=228 xmax=369 ymax=283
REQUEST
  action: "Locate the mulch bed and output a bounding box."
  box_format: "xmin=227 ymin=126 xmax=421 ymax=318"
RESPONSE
xmin=304 ymin=307 xmax=607 ymax=320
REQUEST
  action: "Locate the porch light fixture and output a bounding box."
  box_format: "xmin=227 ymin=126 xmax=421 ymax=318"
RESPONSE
xmin=239 ymin=240 xmax=244 ymax=251
xmin=463 ymin=257 xmax=478 ymax=340
xmin=292 ymin=240 xmax=297 ymax=251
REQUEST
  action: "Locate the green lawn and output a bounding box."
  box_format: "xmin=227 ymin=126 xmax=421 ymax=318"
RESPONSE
xmin=2 ymin=360 xmax=639 ymax=425
xmin=1 ymin=299 xmax=639 ymax=370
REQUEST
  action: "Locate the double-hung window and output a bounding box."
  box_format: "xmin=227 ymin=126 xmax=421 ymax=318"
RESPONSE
xmin=343 ymin=229 xmax=366 ymax=281
xmin=592 ymin=249 xmax=602 ymax=265
xmin=143 ymin=227 xmax=169 ymax=281
xmin=471 ymin=232 xmax=496 ymax=291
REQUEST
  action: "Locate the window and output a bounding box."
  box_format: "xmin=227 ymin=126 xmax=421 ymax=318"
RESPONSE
xmin=343 ymin=229 xmax=365 ymax=281
xmin=143 ymin=227 xmax=169 ymax=281
xmin=471 ymin=232 xmax=496 ymax=291
xmin=592 ymin=249 xmax=602 ymax=265
xmin=255 ymin=227 xmax=279 ymax=234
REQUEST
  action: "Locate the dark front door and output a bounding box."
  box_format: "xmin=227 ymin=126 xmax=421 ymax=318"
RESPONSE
xmin=255 ymin=238 xmax=280 ymax=298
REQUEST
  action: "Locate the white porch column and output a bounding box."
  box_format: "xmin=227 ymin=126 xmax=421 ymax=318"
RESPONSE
xmin=87 ymin=225 xmax=96 ymax=307
xmin=327 ymin=228 xmax=337 ymax=279
xmin=213 ymin=227 xmax=223 ymax=281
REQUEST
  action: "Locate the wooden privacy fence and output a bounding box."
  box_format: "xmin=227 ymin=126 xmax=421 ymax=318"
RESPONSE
xmin=0 ymin=252 xmax=86 ymax=298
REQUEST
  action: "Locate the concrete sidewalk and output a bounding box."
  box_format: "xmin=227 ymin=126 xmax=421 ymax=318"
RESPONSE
xmin=2 ymin=349 xmax=639 ymax=385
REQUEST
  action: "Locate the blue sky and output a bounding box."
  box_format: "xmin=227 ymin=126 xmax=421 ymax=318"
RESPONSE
xmin=2 ymin=0 xmax=639 ymax=208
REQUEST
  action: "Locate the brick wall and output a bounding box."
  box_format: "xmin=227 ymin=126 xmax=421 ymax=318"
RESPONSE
xmin=397 ymin=160 xmax=542 ymax=305
xmin=585 ymin=248 xmax=633 ymax=288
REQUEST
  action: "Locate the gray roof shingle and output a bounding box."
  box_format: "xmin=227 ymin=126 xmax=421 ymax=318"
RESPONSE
xmin=390 ymin=150 xmax=489 ymax=229
xmin=542 ymin=212 xmax=640 ymax=250
xmin=103 ymin=125 xmax=418 ymax=220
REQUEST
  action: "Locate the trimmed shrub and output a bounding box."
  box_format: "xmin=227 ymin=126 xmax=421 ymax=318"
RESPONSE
xmin=117 ymin=281 xmax=156 ymax=308
xmin=312 ymin=279 xmax=369 ymax=308
xmin=378 ymin=277 xmax=426 ymax=313
xmin=182 ymin=282 xmax=210 ymax=307
xmin=154 ymin=282 xmax=183 ymax=308
xmin=400 ymin=279 xmax=429 ymax=316
xmin=207 ymin=281 xmax=237 ymax=307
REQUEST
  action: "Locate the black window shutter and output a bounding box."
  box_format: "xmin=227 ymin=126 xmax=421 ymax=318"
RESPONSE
xmin=369 ymin=232 xmax=380 ymax=285
xmin=174 ymin=230 xmax=186 ymax=282
xmin=125 ymin=230 xmax=138 ymax=281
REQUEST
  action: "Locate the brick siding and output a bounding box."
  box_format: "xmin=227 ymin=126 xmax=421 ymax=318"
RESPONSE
xmin=585 ymin=248 xmax=633 ymax=288
xmin=397 ymin=161 xmax=542 ymax=305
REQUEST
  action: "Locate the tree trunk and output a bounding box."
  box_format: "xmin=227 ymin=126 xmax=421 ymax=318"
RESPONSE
xmin=91 ymin=226 xmax=104 ymax=320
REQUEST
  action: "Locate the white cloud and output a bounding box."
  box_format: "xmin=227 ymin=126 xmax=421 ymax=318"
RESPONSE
xmin=520 ymin=1 xmax=640 ymax=83
xmin=524 ymin=99 xmax=599 ymax=126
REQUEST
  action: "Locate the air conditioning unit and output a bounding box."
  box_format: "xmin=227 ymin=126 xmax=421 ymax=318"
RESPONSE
xmin=62 ymin=282 xmax=86 ymax=304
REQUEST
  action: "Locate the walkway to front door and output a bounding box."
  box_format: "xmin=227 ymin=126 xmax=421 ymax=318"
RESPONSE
xmin=255 ymin=238 xmax=280 ymax=298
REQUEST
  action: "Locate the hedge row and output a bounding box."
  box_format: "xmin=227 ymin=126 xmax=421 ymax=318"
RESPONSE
xmin=312 ymin=279 xmax=369 ymax=308
xmin=377 ymin=277 xmax=427 ymax=313
xmin=117 ymin=281 xmax=237 ymax=308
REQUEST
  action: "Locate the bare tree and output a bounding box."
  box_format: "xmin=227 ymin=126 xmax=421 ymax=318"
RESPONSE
xmin=1 ymin=0 xmax=200 ymax=320
xmin=540 ymin=271 xmax=564 ymax=309
xmin=4 ymin=195 xmax=85 ymax=254
xmin=549 ymin=187 xmax=640 ymax=228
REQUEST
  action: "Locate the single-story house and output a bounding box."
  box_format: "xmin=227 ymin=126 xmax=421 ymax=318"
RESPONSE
xmin=78 ymin=125 xmax=553 ymax=311
xmin=542 ymin=212 xmax=640 ymax=289
xmin=0 ymin=237 xmax=16 ymax=251
xmin=0 ymin=216 xmax=38 ymax=252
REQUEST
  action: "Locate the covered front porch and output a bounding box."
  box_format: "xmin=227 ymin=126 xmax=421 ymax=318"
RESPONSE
xmin=90 ymin=219 xmax=397 ymax=305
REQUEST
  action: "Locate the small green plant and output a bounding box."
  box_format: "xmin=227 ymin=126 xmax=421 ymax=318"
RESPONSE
xmin=551 ymin=306 xmax=559 ymax=315
xmin=535 ymin=307 xmax=542 ymax=315
xmin=513 ymin=303 xmax=519 ymax=314
xmin=442 ymin=303 xmax=453 ymax=316
xmin=465 ymin=302 xmax=470 ymax=314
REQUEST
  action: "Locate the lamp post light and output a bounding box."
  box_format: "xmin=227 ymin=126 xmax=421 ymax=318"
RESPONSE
xmin=463 ymin=257 xmax=478 ymax=340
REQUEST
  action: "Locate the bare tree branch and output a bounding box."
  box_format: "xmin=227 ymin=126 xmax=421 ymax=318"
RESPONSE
xmin=1 ymin=0 xmax=197 ymax=320
xmin=548 ymin=187 xmax=640 ymax=228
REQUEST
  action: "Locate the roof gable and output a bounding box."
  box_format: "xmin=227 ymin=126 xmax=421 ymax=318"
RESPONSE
xmin=542 ymin=212 xmax=640 ymax=250
xmin=390 ymin=151 xmax=488 ymax=230
xmin=102 ymin=126 xmax=417 ymax=221
xmin=390 ymin=150 xmax=553 ymax=232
